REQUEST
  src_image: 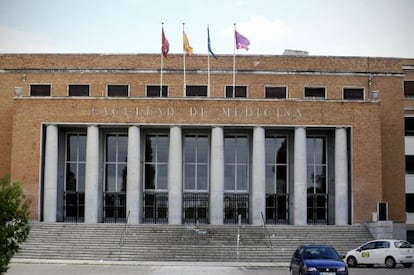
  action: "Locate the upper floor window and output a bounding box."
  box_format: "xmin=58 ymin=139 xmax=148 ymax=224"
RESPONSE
xmin=265 ymin=87 xmax=287 ymax=99
xmin=343 ymin=88 xmax=364 ymax=100
xmin=405 ymin=117 xmax=414 ymax=136
xmin=304 ymin=87 xmax=325 ymax=99
xmin=147 ymin=85 xmax=168 ymax=97
xmin=226 ymin=85 xmax=247 ymax=98
xmin=186 ymin=85 xmax=207 ymax=97
xmin=68 ymin=85 xmax=89 ymax=96
xmin=404 ymin=81 xmax=414 ymax=99
xmin=30 ymin=84 xmax=51 ymax=96
xmin=107 ymin=85 xmax=128 ymax=97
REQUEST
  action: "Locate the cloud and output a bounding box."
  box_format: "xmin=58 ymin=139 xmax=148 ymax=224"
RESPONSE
xmin=0 ymin=26 xmax=62 ymax=53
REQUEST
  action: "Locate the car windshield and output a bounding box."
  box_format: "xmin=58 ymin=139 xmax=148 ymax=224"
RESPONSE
xmin=303 ymin=247 xmax=339 ymax=260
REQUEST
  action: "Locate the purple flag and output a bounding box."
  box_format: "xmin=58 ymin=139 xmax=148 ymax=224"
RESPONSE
xmin=235 ymin=30 xmax=250 ymax=50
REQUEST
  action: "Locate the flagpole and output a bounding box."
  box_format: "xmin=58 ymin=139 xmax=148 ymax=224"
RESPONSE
xmin=183 ymin=22 xmax=186 ymax=96
xmin=233 ymin=23 xmax=236 ymax=97
xmin=207 ymin=25 xmax=211 ymax=97
xmin=160 ymin=22 xmax=164 ymax=96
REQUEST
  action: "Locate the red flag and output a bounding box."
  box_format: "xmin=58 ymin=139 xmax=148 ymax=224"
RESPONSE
xmin=161 ymin=26 xmax=170 ymax=58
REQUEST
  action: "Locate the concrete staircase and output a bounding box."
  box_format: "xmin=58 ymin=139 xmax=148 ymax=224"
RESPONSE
xmin=14 ymin=223 xmax=373 ymax=262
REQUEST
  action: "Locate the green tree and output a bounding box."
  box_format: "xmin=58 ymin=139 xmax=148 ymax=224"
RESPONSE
xmin=0 ymin=176 xmax=30 ymax=274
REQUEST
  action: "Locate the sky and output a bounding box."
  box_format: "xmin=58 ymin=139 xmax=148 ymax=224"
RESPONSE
xmin=0 ymin=0 xmax=413 ymax=58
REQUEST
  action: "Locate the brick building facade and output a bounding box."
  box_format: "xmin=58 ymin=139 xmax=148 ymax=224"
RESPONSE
xmin=1 ymin=54 xmax=413 ymax=238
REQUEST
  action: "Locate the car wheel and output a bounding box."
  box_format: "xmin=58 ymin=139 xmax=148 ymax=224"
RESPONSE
xmin=385 ymin=256 xmax=396 ymax=268
xmin=403 ymin=263 xmax=413 ymax=268
xmin=346 ymin=256 xmax=357 ymax=267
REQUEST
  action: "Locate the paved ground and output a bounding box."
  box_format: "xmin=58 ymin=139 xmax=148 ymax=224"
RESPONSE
xmin=6 ymin=260 xmax=414 ymax=275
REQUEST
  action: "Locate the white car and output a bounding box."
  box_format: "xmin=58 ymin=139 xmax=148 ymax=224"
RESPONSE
xmin=345 ymin=239 xmax=414 ymax=268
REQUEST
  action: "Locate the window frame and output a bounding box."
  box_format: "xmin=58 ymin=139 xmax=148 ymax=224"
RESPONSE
xmin=304 ymin=87 xmax=326 ymax=99
xmin=186 ymin=85 xmax=208 ymax=97
xmin=404 ymin=81 xmax=414 ymax=99
xmin=265 ymin=86 xmax=287 ymax=99
xmin=68 ymin=84 xmax=90 ymax=97
xmin=30 ymin=84 xmax=51 ymax=96
xmin=225 ymin=85 xmax=248 ymax=98
xmin=343 ymin=87 xmax=364 ymax=100
xmin=146 ymin=85 xmax=168 ymax=97
xmin=107 ymin=84 xmax=129 ymax=97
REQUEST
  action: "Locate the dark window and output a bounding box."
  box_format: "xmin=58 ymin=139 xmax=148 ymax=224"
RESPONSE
xmin=404 ymin=81 xmax=414 ymax=98
xmin=406 ymin=156 xmax=414 ymax=174
xmin=406 ymin=194 xmax=414 ymax=212
xmin=343 ymin=88 xmax=364 ymax=100
xmin=225 ymin=86 xmax=247 ymax=98
xmin=30 ymin=84 xmax=51 ymax=96
xmin=186 ymin=85 xmax=207 ymax=97
xmin=305 ymin=87 xmax=325 ymax=99
xmin=108 ymin=85 xmax=128 ymax=97
xmin=147 ymin=85 xmax=168 ymax=97
xmin=68 ymin=85 xmax=89 ymax=96
xmin=265 ymin=87 xmax=287 ymax=99
xmin=405 ymin=117 xmax=414 ymax=136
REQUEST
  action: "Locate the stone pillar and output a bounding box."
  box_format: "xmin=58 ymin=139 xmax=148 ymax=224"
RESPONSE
xmin=252 ymin=127 xmax=266 ymax=225
xmin=294 ymin=127 xmax=307 ymax=225
xmin=43 ymin=124 xmax=58 ymax=222
xmin=84 ymin=125 xmax=100 ymax=223
xmin=335 ymin=127 xmax=348 ymax=225
xmin=127 ymin=126 xmax=141 ymax=224
xmin=210 ymin=127 xmax=224 ymax=224
xmin=168 ymin=126 xmax=182 ymax=224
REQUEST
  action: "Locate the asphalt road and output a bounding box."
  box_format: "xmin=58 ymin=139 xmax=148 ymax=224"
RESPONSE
xmin=6 ymin=261 xmax=414 ymax=275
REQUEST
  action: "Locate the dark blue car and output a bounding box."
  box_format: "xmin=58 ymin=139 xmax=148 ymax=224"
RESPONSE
xmin=290 ymin=245 xmax=348 ymax=275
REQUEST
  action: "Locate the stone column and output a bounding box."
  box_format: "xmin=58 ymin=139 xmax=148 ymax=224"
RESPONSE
xmin=252 ymin=127 xmax=266 ymax=225
xmin=127 ymin=126 xmax=141 ymax=224
xmin=43 ymin=124 xmax=58 ymax=222
xmin=84 ymin=125 xmax=100 ymax=223
xmin=335 ymin=127 xmax=348 ymax=225
xmin=294 ymin=127 xmax=307 ymax=225
xmin=168 ymin=126 xmax=182 ymax=224
xmin=210 ymin=127 xmax=224 ymax=224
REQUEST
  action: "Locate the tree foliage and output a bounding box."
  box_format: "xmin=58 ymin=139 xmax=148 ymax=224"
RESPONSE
xmin=0 ymin=176 xmax=30 ymax=274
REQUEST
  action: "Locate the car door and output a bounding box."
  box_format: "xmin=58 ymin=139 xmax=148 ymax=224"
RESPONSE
xmin=290 ymin=247 xmax=304 ymax=275
xmin=372 ymin=241 xmax=391 ymax=264
xmin=356 ymin=241 xmax=377 ymax=264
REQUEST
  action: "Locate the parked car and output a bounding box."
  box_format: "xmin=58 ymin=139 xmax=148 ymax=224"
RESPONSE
xmin=290 ymin=245 xmax=348 ymax=275
xmin=345 ymin=239 xmax=414 ymax=268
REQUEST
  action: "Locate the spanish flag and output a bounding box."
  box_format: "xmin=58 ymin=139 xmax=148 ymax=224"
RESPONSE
xmin=183 ymin=31 xmax=193 ymax=56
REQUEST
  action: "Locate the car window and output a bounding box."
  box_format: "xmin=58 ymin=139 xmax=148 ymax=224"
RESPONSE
xmin=376 ymin=241 xmax=390 ymax=249
xmin=394 ymin=241 xmax=413 ymax=248
xmin=361 ymin=242 xmax=376 ymax=250
xmin=303 ymin=247 xmax=338 ymax=260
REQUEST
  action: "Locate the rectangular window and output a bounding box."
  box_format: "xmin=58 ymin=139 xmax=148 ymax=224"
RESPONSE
xmin=343 ymin=88 xmax=364 ymax=100
xmin=406 ymin=156 xmax=414 ymax=174
xmin=68 ymin=85 xmax=89 ymax=96
xmin=265 ymin=135 xmax=288 ymax=194
xmin=405 ymin=117 xmax=414 ymax=136
xmin=147 ymin=85 xmax=168 ymax=97
xmin=404 ymin=81 xmax=414 ymax=98
xmin=304 ymin=87 xmax=326 ymax=99
xmin=224 ymin=135 xmax=249 ymax=191
xmin=225 ymin=86 xmax=247 ymax=98
xmin=30 ymin=84 xmax=51 ymax=96
xmin=265 ymin=87 xmax=287 ymax=99
xmin=183 ymin=134 xmax=209 ymax=191
xmin=407 ymin=194 xmax=414 ymax=212
xmin=186 ymin=85 xmax=208 ymax=97
xmin=144 ymin=134 xmax=169 ymax=190
xmin=107 ymin=85 xmax=128 ymax=97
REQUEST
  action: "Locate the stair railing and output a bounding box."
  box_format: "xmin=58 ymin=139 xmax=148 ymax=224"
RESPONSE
xmin=261 ymin=211 xmax=274 ymax=262
xmin=119 ymin=210 xmax=131 ymax=248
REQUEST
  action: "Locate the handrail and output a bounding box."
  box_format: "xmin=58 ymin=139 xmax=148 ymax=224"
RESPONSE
xmin=261 ymin=211 xmax=274 ymax=262
xmin=119 ymin=210 xmax=131 ymax=248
